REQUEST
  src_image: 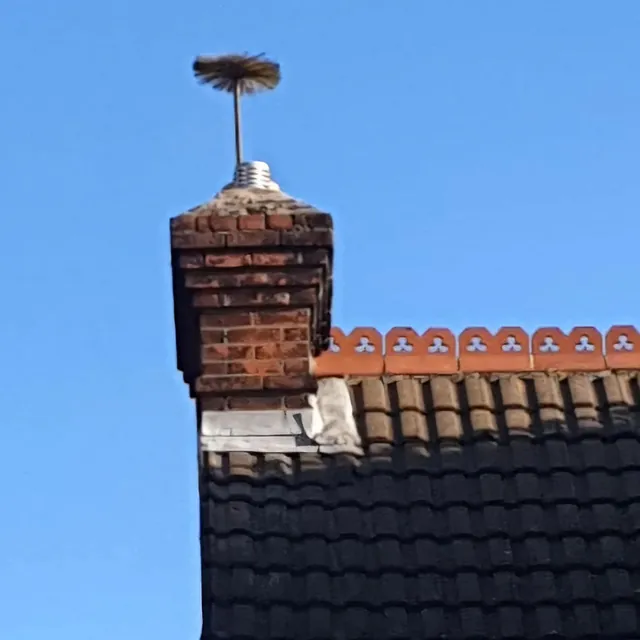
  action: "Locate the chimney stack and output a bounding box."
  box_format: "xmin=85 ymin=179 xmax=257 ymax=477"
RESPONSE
xmin=172 ymin=53 xmax=340 ymax=453
xmin=171 ymin=178 xmax=333 ymax=450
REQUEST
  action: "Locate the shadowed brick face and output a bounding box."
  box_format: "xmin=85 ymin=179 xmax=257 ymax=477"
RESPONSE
xmin=171 ymin=211 xmax=333 ymax=410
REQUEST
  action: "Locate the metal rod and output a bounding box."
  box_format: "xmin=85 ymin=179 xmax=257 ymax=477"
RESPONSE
xmin=233 ymin=81 xmax=242 ymax=165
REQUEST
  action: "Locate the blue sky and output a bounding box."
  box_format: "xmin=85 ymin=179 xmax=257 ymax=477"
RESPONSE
xmin=1 ymin=1 xmax=639 ymax=638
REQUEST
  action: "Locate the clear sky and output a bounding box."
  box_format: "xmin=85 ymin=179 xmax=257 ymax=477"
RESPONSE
xmin=1 ymin=1 xmax=639 ymax=638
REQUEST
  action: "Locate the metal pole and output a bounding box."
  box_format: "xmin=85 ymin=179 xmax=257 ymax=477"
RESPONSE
xmin=233 ymin=81 xmax=242 ymax=165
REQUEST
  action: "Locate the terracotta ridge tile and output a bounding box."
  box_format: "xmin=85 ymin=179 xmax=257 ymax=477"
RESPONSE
xmin=313 ymin=325 xmax=640 ymax=376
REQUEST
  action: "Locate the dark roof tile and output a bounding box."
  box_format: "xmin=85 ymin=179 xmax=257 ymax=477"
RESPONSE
xmin=199 ymin=372 xmax=640 ymax=639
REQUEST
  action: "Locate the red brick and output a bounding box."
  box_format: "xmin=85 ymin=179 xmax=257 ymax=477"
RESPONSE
xmin=201 ymin=344 xmax=228 ymax=360
xmin=209 ymin=216 xmax=237 ymax=231
xmin=228 ymin=396 xmax=284 ymax=410
xmin=178 ymin=253 xmax=204 ymax=269
xmin=293 ymin=213 xmax=333 ymax=229
xmin=170 ymin=215 xmax=196 ymax=232
xmin=228 ymin=360 xmax=283 ymax=375
xmin=202 ymin=344 xmax=254 ymax=360
xmin=255 ymin=342 xmax=309 ymax=360
xmin=196 ymin=216 xmax=210 ymax=232
xmin=204 ymin=253 xmax=252 ymax=268
xmin=226 ymin=230 xmax=279 ymax=247
xmin=193 ymin=292 xmax=222 ymax=308
xmin=240 ymin=272 xmax=286 ymax=287
xmin=184 ymin=273 xmax=222 ymax=288
xmin=238 ymin=214 xmax=265 ymax=230
xmin=279 ymin=269 xmax=322 ymax=287
xmin=226 ymin=328 xmax=282 ymax=344
xmin=201 ymin=362 xmax=227 ymax=375
xmin=284 ymin=327 xmax=309 ymax=341
xmin=252 ymin=251 xmax=301 ymax=267
xmin=227 ymin=345 xmax=255 ymax=359
xmin=276 ymin=270 xmax=321 ymax=286
xmin=288 ymin=289 xmax=317 ymax=305
xmin=200 ymin=329 xmax=225 ymax=344
xmin=284 ymin=359 xmax=309 ymax=374
xmin=280 ymin=229 xmax=333 ymax=247
xmin=253 ymin=309 xmax=310 ymax=325
xmin=200 ymin=312 xmax=252 ymax=329
xmin=187 ymin=270 xmax=320 ymax=289
xmin=171 ymin=232 xmax=225 ymax=250
xmin=196 ymin=375 xmax=263 ymax=393
xmin=263 ymin=375 xmax=315 ymax=391
xmin=221 ymin=290 xmax=291 ymax=307
xmin=266 ymin=214 xmax=293 ymax=230
xmin=301 ymin=249 xmax=331 ymax=265
xmin=284 ymin=394 xmax=311 ymax=409
xmin=199 ymin=396 xmax=227 ymax=411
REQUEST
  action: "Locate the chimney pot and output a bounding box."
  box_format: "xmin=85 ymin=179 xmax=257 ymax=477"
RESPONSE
xmin=229 ymin=161 xmax=280 ymax=191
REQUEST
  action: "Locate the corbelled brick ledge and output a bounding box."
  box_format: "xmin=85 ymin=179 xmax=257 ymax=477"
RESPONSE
xmin=171 ymin=209 xmax=333 ymax=412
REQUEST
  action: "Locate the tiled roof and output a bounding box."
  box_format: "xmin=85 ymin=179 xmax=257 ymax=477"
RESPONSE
xmin=200 ymin=371 xmax=640 ymax=639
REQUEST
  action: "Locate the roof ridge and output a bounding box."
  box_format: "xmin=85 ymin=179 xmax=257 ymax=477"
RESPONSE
xmin=315 ymin=325 xmax=640 ymax=376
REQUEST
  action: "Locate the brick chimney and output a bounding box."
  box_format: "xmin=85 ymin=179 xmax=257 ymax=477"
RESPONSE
xmin=170 ymin=175 xmax=334 ymax=451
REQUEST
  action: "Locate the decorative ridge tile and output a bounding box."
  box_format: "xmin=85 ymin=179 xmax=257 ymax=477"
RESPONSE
xmin=314 ymin=325 xmax=640 ymax=375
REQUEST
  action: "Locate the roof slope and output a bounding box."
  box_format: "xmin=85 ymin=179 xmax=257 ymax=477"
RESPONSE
xmin=200 ymin=372 xmax=640 ymax=639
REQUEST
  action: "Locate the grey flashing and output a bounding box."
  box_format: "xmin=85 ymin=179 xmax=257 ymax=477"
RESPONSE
xmin=198 ymin=379 xmax=364 ymax=455
xmin=200 ymin=409 xmax=319 ymax=453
